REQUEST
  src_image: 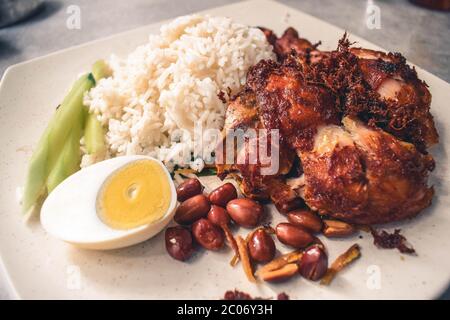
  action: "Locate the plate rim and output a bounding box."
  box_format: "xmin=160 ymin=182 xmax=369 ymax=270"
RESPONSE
xmin=1 ymin=0 xmax=449 ymax=299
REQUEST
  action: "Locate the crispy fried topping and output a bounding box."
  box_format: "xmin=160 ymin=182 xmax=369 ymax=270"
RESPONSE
xmin=321 ymin=244 xmax=361 ymax=285
xmin=236 ymin=236 xmax=256 ymax=282
xmin=223 ymin=289 xmax=290 ymax=300
xmin=371 ymin=228 xmax=416 ymax=254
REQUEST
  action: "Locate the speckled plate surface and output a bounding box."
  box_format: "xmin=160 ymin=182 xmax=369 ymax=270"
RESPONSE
xmin=1 ymin=0 xmax=449 ymax=299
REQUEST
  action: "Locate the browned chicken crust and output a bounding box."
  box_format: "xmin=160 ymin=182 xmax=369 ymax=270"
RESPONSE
xmin=301 ymin=118 xmax=434 ymax=224
xmin=216 ymin=88 xmax=303 ymax=213
xmin=247 ymin=58 xmax=340 ymax=152
xmin=300 ymin=39 xmax=438 ymax=153
xmin=216 ymin=27 xmax=437 ymax=225
xmin=258 ymin=27 xmax=318 ymax=60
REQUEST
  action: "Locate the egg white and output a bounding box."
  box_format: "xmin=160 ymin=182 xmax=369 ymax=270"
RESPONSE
xmin=40 ymin=155 xmax=177 ymax=250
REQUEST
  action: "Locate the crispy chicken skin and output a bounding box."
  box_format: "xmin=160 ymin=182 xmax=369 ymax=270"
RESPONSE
xmin=261 ymin=28 xmax=438 ymax=152
xmin=259 ymin=27 xmax=317 ymax=60
xmin=300 ymin=39 xmax=438 ymax=152
xmin=298 ymin=124 xmax=368 ymax=217
xmin=217 ymin=27 xmax=437 ymax=225
xmin=247 ymin=58 xmax=340 ymax=152
xmin=216 ymin=89 xmax=259 ymax=180
xmin=301 ymin=117 xmax=434 ymax=224
xmin=217 ymin=87 xmax=303 ymax=212
xmin=349 ymin=47 xmax=438 ymax=151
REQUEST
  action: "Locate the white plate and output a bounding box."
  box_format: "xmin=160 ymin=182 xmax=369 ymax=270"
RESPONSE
xmin=1 ymin=0 xmax=449 ymax=300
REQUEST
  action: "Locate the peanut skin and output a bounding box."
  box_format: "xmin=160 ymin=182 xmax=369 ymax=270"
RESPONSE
xmin=209 ymin=183 xmax=238 ymax=207
xmin=287 ymin=210 xmax=323 ymax=233
xmin=276 ymin=223 xmax=314 ymax=249
xmin=192 ymin=218 xmax=224 ymax=250
xmin=176 ymin=178 xmax=203 ymax=202
xmin=226 ymin=198 xmax=264 ymax=228
xmin=165 ymin=226 xmax=195 ymax=261
xmin=298 ymin=245 xmax=328 ymax=281
xmin=248 ymin=229 xmax=276 ymax=263
xmin=174 ymin=194 xmax=211 ymax=225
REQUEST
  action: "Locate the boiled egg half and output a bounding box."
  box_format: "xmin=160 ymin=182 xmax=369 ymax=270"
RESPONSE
xmin=41 ymin=156 xmax=177 ymax=250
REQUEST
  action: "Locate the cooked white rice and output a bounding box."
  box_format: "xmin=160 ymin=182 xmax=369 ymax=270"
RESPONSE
xmin=83 ymin=15 xmax=275 ymax=171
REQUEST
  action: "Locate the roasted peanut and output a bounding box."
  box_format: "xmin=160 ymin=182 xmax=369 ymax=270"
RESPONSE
xmin=176 ymin=178 xmax=203 ymax=202
xmin=174 ymin=194 xmax=210 ymax=225
xmin=165 ymin=226 xmax=195 ymax=261
xmin=322 ymin=219 xmax=355 ymax=237
xmin=209 ymin=183 xmax=238 ymax=207
xmin=248 ymin=229 xmax=276 ymax=263
xmin=226 ymin=198 xmax=264 ymax=228
xmin=207 ymin=205 xmax=231 ymax=226
xmin=192 ymin=218 xmax=224 ymax=250
xmin=287 ymin=209 xmax=323 ymax=233
xmin=276 ymin=223 xmax=314 ymax=249
xmin=298 ymin=245 xmax=328 ymax=281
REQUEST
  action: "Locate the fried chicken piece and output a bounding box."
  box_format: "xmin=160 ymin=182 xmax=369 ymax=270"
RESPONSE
xmin=247 ymin=58 xmax=340 ymax=152
xmin=265 ymin=178 xmax=305 ymax=213
xmin=298 ymin=124 xmax=368 ymax=217
xmin=259 ymin=27 xmax=317 ymax=61
xmin=299 ymin=38 xmax=438 ymax=152
xmin=349 ymin=47 xmax=439 ymax=151
xmin=243 ymin=55 xmax=434 ymax=224
xmin=300 ymin=117 xmax=434 ymax=224
xmin=216 ymin=89 xmax=259 ymax=179
xmin=216 ymin=87 xmax=304 ymax=212
xmin=240 ymin=57 xmax=340 ymax=213
xmin=218 ymin=28 xmax=437 ymax=224
xmin=217 ymin=89 xmax=291 ymax=181
xmin=262 ymin=28 xmax=438 ymax=151
xmin=273 ymin=27 xmax=316 ymax=60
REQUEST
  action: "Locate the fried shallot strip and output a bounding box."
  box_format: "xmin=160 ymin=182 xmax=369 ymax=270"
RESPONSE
xmin=236 ymin=236 xmax=256 ymax=282
xmin=321 ymin=244 xmax=361 ymax=285
xmin=256 ymin=251 xmax=303 ymax=279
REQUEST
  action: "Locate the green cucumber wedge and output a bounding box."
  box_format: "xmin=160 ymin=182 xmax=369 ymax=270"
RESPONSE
xmin=22 ymin=73 xmax=95 ymax=215
xmin=92 ymin=60 xmax=112 ymax=83
xmin=85 ymin=60 xmax=110 ymax=157
xmin=85 ymin=113 xmax=106 ymax=156
xmin=46 ymin=123 xmax=83 ymax=193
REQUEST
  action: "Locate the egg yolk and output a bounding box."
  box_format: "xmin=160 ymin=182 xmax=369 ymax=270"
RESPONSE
xmin=97 ymin=160 xmax=171 ymax=230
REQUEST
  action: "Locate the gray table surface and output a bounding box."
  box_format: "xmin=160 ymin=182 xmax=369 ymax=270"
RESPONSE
xmin=0 ymin=0 xmax=449 ymax=300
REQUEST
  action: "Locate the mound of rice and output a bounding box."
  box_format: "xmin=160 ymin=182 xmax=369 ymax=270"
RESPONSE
xmin=83 ymin=15 xmax=275 ymax=171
